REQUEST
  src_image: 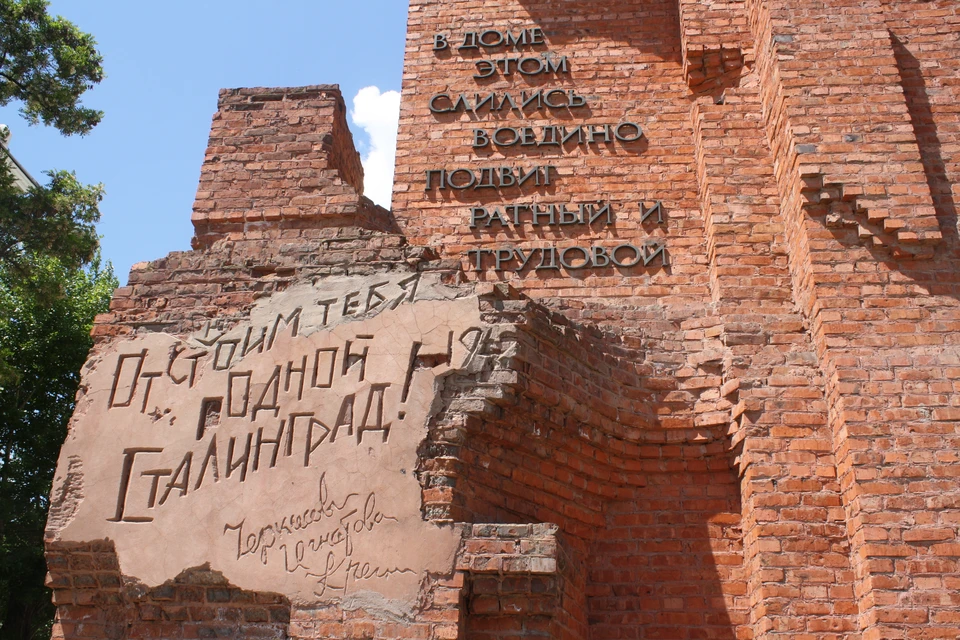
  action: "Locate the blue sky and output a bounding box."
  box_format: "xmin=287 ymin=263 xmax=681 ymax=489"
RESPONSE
xmin=0 ymin=0 xmax=409 ymax=283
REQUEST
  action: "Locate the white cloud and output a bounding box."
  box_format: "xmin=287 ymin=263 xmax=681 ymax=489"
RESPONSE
xmin=351 ymin=86 xmax=401 ymax=210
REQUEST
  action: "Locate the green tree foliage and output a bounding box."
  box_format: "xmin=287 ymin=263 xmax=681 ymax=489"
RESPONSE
xmin=0 ymin=1 xmax=109 ymax=637
xmin=0 ymin=0 xmax=105 ymax=283
xmin=0 ymin=256 xmax=116 ymax=639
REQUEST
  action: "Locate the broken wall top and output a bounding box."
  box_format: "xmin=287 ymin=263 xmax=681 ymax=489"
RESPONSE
xmin=191 ymin=85 xmax=396 ymax=249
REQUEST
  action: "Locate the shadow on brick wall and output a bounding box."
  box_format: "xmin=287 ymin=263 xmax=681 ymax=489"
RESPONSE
xmin=891 ymin=32 xmax=959 ymax=248
xmin=514 ymin=0 xmax=683 ymax=63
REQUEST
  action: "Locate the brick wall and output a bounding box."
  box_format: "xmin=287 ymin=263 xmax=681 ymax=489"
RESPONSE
xmin=45 ymin=1 xmax=960 ymax=638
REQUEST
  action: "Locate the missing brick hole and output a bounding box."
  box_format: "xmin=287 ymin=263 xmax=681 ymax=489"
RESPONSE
xmin=197 ymin=398 xmax=223 ymax=440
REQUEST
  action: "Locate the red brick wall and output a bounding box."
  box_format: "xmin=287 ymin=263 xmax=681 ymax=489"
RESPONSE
xmin=46 ymin=1 xmax=960 ymax=638
xmin=191 ymin=86 xmax=395 ymax=249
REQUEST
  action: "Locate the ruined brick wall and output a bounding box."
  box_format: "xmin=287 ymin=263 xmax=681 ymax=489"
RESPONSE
xmin=191 ymin=86 xmax=394 ymax=249
xmin=45 ymin=2 xmax=960 ymax=640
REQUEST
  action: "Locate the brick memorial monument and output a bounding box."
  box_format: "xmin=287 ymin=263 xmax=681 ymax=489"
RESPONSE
xmin=45 ymin=1 xmax=960 ymax=639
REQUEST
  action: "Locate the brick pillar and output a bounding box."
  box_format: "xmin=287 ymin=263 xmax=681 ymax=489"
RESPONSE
xmin=191 ymin=85 xmax=396 ymax=248
xmin=677 ymin=0 xmax=751 ymax=94
xmin=692 ymin=81 xmax=859 ymax=639
xmin=747 ymin=1 xmax=960 ymax=637
xmin=746 ymin=0 xmax=941 ymax=256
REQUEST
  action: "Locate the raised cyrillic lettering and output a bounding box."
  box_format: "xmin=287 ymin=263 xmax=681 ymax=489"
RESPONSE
xmin=473 ymin=129 xmax=490 ymax=148
xmin=531 ymin=204 xmax=554 ymax=225
xmin=522 ymin=90 xmax=544 ymax=109
xmin=589 ymin=203 xmax=614 ymax=225
xmin=425 ymin=169 xmax=445 ymax=191
xmin=612 ymin=244 xmax=643 ymax=268
xmin=517 ymin=166 xmax=540 ymax=187
xmin=474 ymin=60 xmax=496 ymax=79
xmin=476 ymin=168 xmax=498 ymax=189
xmin=494 ymin=249 xmax=514 ymax=271
xmin=557 ymin=205 xmax=580 ymax=225
xmin=588 ymin=124 xmax=613 ymax=144
xmin=460 ymin=32 xmax=479 ymax=50
xmin=475 ymin=92 xmax=496 ymax=112
xmin=541 ymin=126 xmax=561 ymax=146
xmin=499 ymin=166 xmax=517 ymax=188
xmin=493 ymin=127 xmax=520 ymax=146
xmin=479 ymin=30 xmax=505 ymax=47
xmin=515 ymin=248 xmax=536 ymax=270
xmin=535 ymin=247 xmax=559 ymax=270
xmin=641 ymin=201 xmax=664 ymax=224
xmin=433 ymin=34 xmax=449 ymax=51
xmin=615 ymin=122 xmax=644 ymax=142
xmin=591 ymin=246 xmax=611 ymax=267
xmin=497 ymin=57 xmax=519 ymax=75
xmin=642 ymin=240 xmax=669 ymax=266
xmin=467 ymin=248 xmax=491 ymax=271
xmin=470 ymin=207 xmax=489 ymax=228
xmin=448 ymin=168 xmax=477 ymax=190
xmin=488 ymin=208 xmax=510 ymax=226
xmin=562 ymin=126 xmax=584 ymax=145
xmin=518 ymin=56 xmax=546 ymax=75
xmin=560 ymin=247 xmax=590 ymax=269
xmin=429 ymin=93 xmax=453 ymax=113
xmin=544 ymin=54 xmax=569 ymax=74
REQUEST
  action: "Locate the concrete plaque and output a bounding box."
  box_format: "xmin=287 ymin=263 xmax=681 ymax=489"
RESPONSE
xmin=48 ymin=274 xmax=485 ymax=610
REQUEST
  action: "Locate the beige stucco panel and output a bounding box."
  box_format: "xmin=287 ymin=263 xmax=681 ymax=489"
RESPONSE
xmin=49 ymin=285 xmax=483 ymax=609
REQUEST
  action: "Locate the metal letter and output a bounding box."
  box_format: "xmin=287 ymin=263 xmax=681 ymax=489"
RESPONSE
xmin=448 ymin=168 xmax=476 ymax=190
xmin=425 ymin=169 xmax=445 ymax=191
xmin=433 ymin=34 xmax=449 ymax=51
xmin=474 ymin=60 xmax=496 ymax=79
xmin=514 ymin=247 xmax=536 ymax=270
xmin=494 ymin=248 xmax=514 ymax=271
xmin=562 ymin=126 xmax=585 ymax=145
xmin=480 ymin=30 xmax=505 ymax=47
xmin=522 ymin=90 xmax=544 ymax=109
xmin=493 ymin=127 xmax=520 ymax=146
xmin=588 ymin=125 xmax=613 ymax=144
xmin=517 ymin=166 xmax=540 ymax=187
xmin=475 ymin=92 xmax=496 ymax=112
xmin=518 ymin=56 xmax=546 ymax=75
xmin=476 ymin=168 xmax=497 ymax=189
xmin=544 ymin=54 xmax=569 ymax=74
xmin=558 ymin=204 xmax=580 ymax=225
xmin=615 ymin=122 xmax=644 ymax=142
xmin=497 ymin=92 xmax=518 ymax=111
xmin=470 ymin=207 xmax=489 ymax=228
xmin=488 ymin=208 xmax=510 ymax=227
xmin=531 ymin=204 xmax=554 ymax=225
xmin=641 ymin=201 xmax=664 ymax=224
xmin=460 ymin=32 xmax=479 ymax=50
xmin=473 ymin=129 xmax=490 ymax=148
xmin=429 ymin=93 xmax=454 ymax=113
xmin=591 ymin=246 xmax=612 ymax=267
xmin=560 ymin=246 xmax=591 ymax=269
xmin=589 ymin=203 xmax=614 ymax=225
xmin=612 ymin=244 xmax=643 ymax=268
xmin=499 ymin=166 xmax=517 ymax=188
xmin=642 ymin=240 xmax=669 ymax=266
xmin=541 ymin=126 xmax=561 ymax=146
xmin=535 ymin=247 xmax=560 ymax=270
xmin=544 ymin=89 xmax=567 ymax=108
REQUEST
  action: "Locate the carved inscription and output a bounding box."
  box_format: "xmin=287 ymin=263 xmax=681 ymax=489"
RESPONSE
xmin=50 ymin=283 xmax=482 ymax=605
xmin=223 ymin=473 xmax=413 ymax=598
